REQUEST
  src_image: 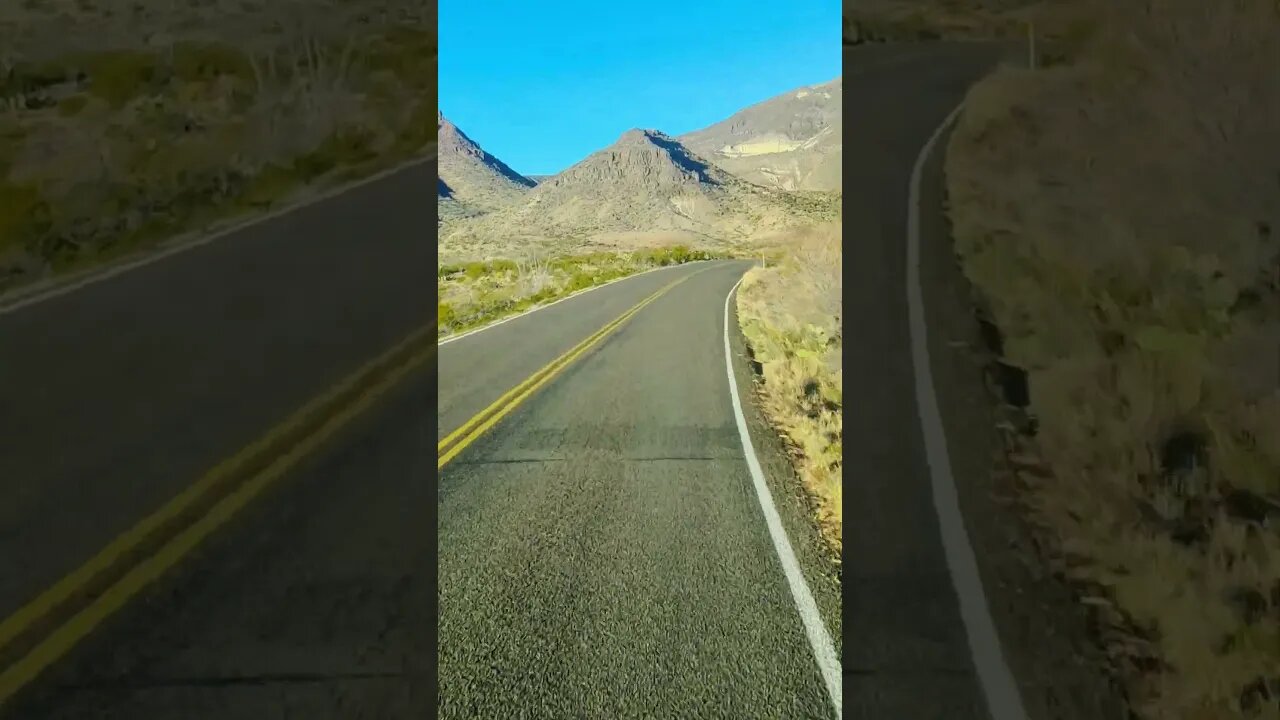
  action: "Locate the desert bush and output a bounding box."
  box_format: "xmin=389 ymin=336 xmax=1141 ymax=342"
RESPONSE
xmin=0 ymin=12 xmax=436 ymax=293
xmin=438 ymin=301 xmax=456 ymax=329
xmin=736 ymin=223 xmax=842 ymax=554
xmin=81 ymin=50 xmax=158 ymax=108
xmin=56 ymin=94 xmax=88 ymax=116
xmin=361 ymin=26 xmax=435 ymax=90
xmin=946 ymin=1 xmax=1280 ymax=716
xmin=847 ymin=0 xmax=1098 ymax=50
xmin=170 ymin=42 xmax=255 ymax=85
xmin=0 ymin=181 xmax=49 ymax=251
xmin=436 ymin=246 xmax=710 ymax=338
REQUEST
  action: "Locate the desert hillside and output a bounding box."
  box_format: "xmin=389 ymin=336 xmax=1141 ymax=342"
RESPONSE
xmin=437 ymin=125 xmax=837 ymax=261
xmin=437 ymin=112 xmax=534 ymax=213
xmin=680 ymin=78 xmax=841 ymax=192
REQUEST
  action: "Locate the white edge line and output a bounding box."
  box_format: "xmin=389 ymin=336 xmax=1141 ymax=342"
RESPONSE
xmin=906 ymin=103 xmax=1029 ymax=720
xmin=437 ymin=260 xmax=710 ymax=347
xmin=0 ymin=150 xmax=437 ymax=317
xmin=721 ymin=272 xmax=842 ymax=720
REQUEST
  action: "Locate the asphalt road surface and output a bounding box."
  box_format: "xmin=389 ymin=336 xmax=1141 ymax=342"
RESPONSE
xmin=841 ymin=41 xmax=1016 ymax=719
xmin=0 ymin=41 xmax=1016 ymax=720
xmin=438 ymin=259 xmax=840 ymax=719
xmin=433 ymin=43 xmax=1014 ymax=720
xmin=0 ymin=158 xmax=433 ymax=626
xmin=0 ymin=157 xmax=435 ymax=718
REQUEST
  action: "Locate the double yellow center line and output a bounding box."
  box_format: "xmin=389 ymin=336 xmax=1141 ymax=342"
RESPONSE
xmin=438 ymin=268 xmax=706 ymax=469
xmin=0 ymin=323 xmax=434 ymax=708
xmin=0 ymin=262 xmax=705 ymax=708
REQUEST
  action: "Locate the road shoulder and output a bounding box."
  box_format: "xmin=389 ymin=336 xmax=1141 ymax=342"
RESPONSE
xmin=725 ymin=275 xmax=843 ymax=659
xmin=0 ymin=150 xmax=435 ymax=316
xmin=919 ymin=119 xmax=1129 ymax=719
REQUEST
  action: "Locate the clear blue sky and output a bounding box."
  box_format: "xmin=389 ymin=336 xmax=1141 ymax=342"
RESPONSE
xmin=439 ymin=1 xmax=841 ymax=176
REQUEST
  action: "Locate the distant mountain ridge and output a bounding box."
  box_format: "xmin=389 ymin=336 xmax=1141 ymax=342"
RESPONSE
xmin=437 ymin=77 xmax=841 ymax=258
xmin=438 ymin=126 xmax=836 ymax=258
xmin=679 ymin=78 xmax=842 ymax=191
xmin=437 ymin=112 xmax=535 ymax=212
xmin=536 ymin=128 xmax=728 ymax=192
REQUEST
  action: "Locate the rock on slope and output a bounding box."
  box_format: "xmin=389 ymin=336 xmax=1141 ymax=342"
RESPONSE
xmin=679 ymin=78 xmax=842 ymax=192
xmin=439 ymin=128 xmax=834 ymax=256
xmin=437 ymin=112 xmax=535 ymax=213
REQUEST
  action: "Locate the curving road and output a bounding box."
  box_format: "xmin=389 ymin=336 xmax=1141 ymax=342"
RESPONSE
xmin=0 ymin=40 xmax=1025 ymax=720
xmin=840 ymin=40 xmax=1022 ymax=720
xmin=437 ymin=259 xmax=841 ymax=719
xmin=0 ymin=157 xmax=436 ymax=718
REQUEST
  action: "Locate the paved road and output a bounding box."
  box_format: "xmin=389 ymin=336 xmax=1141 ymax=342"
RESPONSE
xmin=0 ymin=40 xmax=1019 ymax=719
xmin=437 ymin=259 xmax=840 ymax=719
xmin=432 ymin=42 xmax=1015 ymax=720
xmin=0 ymin=158 xmax=433 ymax=625
xmin=0 ymin=156 xmax=435 ymax=716
xmin=841 ymin=41 xmax=1016 ymax=719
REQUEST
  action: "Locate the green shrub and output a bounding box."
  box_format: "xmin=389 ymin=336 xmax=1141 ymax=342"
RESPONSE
xmin=362 ymin=27 xmax=436 ymax=89
xmin=290 ymin=147 xmax=336 ymax=180
xmin=0 ymin=61 xmax=74 ymax=99
xmin=171 ymin=42 xmax=254 ymax=84
xmin=57 ymin=94 xmax=89 ymax=116
xmin=82 ymin=50 xmax=158 ymax=108
xmin=438 ymin=302 xmax=456 ymax=328
xmin=566 ymin=270 xmax=596 ymax=291
xmin=238 ymin=164 xmax=297 ymax=208
xmin=637 ymin=245 xmax=705 ymax=266
xmin=319 ymin=126 xmax=379 ymax=166
xmin=463 ymin=261 xmax=488 ymax=280
xmin=386 ymin=97 xmax=438 ymax=156
xmin=290 ymin=127 xmax=380 ymax=182
xmin=0 ymin=182 xmax=51 ymax=252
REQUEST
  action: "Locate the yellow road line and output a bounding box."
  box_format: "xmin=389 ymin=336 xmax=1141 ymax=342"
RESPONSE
xmin=0 ymin=324 xmax=433 ymax=705
xmin=437 ymin=283 xmax=666 ymax=454
xmin=438 ymin=267 xmax=708 ymax=469
xmin=0 ymin=345 xmax=429 ymax=707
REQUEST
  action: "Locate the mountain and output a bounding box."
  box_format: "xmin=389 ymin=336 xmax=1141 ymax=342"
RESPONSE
xmin=438 ymin=128 xmax=836 ymax=258
xmin=437 ymin=112 xmax=535 ymax=213
xmin=679 ymin=78 xmax=842 ymax=192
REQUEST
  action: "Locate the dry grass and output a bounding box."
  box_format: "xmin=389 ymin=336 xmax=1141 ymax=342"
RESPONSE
xmin=846 ymin=0 xmax=1100 ymax=64
xmin=0 ymin=1 xmax=434 ymax=292
xmin=437 ymin=246 xmax=720 ymax=338
xmin=847 ymin=0 xmax=1031 ymax=41
xmin=736 ymin=223 xmax=842 ymax=556
xmin=947 ymin=1 xmax=1280 ymax=716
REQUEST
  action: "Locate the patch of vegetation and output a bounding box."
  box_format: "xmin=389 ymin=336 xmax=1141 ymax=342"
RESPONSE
xmin=437 ymin=246 xmax=723 ymax=338
xmin=846 ymin=0 xmax=1100 ymax=62
xmin=80 ymin=49 xmax=158 ymax=108
xmin=946 ymin=1 xmax=1280 ymax=716
xmin=735 ymin=224 xmax=842 ymax=556
xmin=170 ymin=41 xmax=256 ymax=85
xmin=56 ymin=94 xmax=89 ymax=116
xmin=0 ymin=19 xmax=436 ymax=295
xmin=0 ymin=181 xmax=50 ymax=253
